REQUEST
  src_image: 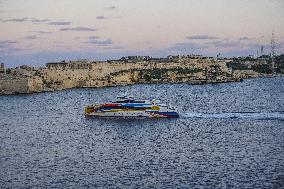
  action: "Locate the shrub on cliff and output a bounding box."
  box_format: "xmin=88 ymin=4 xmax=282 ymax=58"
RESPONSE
xmin=226 ymin=61 xmax=249 ymax=70
xmin=144 ymin=74 xmax=151 ymax=82
xmin=251 ymin=64 xmax=272 ymax=74
xmin=275 ymin=54 xmax=284 ymax=73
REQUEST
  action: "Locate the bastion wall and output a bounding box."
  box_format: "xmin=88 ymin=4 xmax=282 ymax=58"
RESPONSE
xmin=0 ymin=58 xmax=235 ymax=95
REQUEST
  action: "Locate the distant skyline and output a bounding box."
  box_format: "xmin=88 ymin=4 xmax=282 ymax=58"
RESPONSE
xmin=0 ymin=0 xmax=284 ymax=67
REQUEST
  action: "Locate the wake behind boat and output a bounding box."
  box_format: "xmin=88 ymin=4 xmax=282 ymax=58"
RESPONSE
xmin=85 ymin=94 xmax=179 ymax=118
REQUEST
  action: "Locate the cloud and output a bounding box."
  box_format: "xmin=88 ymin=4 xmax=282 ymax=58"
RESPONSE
xmin=141 ymin=41 xmax=211 ymax=57
xmin=60 ymin=27 xmax=96 ymax=31
xmin=24 ymin=35 xmax=37 ymax=40
xmin=205 ymin=39 xmax=240 ymax=48
xmin=0 ymin=40 xmax=18 ymax=49
xmin=186 ymin=35 xmax=218 ymax=40
xmin=170 ymin=42 xmax=209 ymax=51
xmin=88 ymin=36 xmax=100 ymax=40
xmin=239 ymin=37 xmax=249 ymax=41
xmin=104 ymin=6 xmax=116 ymax=10
xmin=104 ymin=46 xmax=124 ymax=50
xmin=0 ymin=40 xmax=18 ymax=44
xmin=48 ymin=21 xmax=71 ymax=26
xmin=1 ymin=17 xmax=49 ymax=24
xmin=34 ymin=31 xmax=52 ymax=34
xmin=96 ymin=16 xmax=107 ymax=20
xmin=0 ymin=47 xmax=23 ymax=55
xmin=30 ymin=18 xmax=49 ymax=23
xmin=1 ymin=17 xmax=30 ymax=22
xmin=207 ymin=40 xmax=227 ymax=45
xmin=206 ymin=38 xmax=243 ymax=48
xmin=213 ymin=41 xmax=240 ymax=48
xmin=88 ymin=39 xmax=113 ymax=46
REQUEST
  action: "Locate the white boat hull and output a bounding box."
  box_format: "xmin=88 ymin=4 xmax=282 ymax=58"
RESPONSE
xmin=86 ymin=111 xmax=160 ymax=118
xmin=84 ymin=96 xmax=179 ymax=118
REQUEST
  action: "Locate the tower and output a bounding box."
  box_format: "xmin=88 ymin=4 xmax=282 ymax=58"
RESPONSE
xmin=0 ymin=63 xmax=5 ymax=74
xmin=260 ymin=46 xmax=264 ymax=56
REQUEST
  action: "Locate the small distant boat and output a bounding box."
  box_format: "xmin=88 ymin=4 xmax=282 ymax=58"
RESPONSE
xmin=85 ymin=94 xmax=179 ymax=118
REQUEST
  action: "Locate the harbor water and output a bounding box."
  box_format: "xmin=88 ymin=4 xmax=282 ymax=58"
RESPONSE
xmin=0 ymin=77 xmax=284 ymax=188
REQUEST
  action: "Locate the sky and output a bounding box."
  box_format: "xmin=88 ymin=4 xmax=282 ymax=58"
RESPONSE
xmin=0 ymin=0 xmax=284 ymax=67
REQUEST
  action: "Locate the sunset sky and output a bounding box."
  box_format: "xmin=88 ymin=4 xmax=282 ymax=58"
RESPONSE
xmin=0 ymin=0 xmax=284 ymax=67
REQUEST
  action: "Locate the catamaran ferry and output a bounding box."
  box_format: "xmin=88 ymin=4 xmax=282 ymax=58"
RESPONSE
xmin=85 ymin=95 xmax=179 ymax=118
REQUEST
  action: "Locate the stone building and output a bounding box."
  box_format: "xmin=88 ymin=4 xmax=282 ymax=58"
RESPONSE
xmin=46 ymin=60 xmax=92 ymax=70
xmin=0 ymin=63 xmax=5 ymax=74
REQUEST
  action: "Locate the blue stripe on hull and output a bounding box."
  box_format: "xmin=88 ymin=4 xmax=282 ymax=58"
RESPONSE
xmin=121 ymin=103 xmax=152 ymax=107
xmin=147 ymin=111 xmax=180 ymax=118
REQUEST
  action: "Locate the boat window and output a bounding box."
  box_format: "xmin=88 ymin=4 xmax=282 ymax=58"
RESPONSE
xmin=113 ymin=100 xmax=145 ymax=103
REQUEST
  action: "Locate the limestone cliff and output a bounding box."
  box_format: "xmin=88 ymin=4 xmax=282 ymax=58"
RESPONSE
xmin=0 ymin=57 xmax=264 ymax=95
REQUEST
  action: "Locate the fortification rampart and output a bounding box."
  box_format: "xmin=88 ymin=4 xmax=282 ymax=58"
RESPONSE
xmin=0 ymin=76 xmax=43 ymax=95
xmin=0 ymin=78 xmax=29 ymax=95
xmin=0 ymin=57 xmax=255 ymax=95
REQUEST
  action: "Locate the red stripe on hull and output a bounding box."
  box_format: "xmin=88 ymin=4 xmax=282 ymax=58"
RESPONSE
xmin=104 ymin=103 xmax=120 ymax=107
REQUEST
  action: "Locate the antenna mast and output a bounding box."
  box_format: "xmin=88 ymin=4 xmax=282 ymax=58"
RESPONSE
xmin=271 ymin=32 xmax=276 ymax=74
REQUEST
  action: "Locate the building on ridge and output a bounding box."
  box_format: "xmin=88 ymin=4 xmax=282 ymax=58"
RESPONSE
xmin=0 ymin=63 xmax=5 ymax=74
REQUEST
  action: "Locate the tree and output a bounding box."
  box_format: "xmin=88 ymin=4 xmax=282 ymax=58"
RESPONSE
xmin=251 ymin=64 xmax=272 ymax=74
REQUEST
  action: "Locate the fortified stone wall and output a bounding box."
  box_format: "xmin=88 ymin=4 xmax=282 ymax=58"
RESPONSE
xmin=0 ymin=77 xmax=44 ymax=95
xmin=27 ymin=77 xmax=43 ymax=93
xmin=42 ymin=68 xmax=90 ymax=90
xmin=41 ymin=60 xmax=210 ymax=88
xmin=0 ymin=58 xmax=243 ymax=95
xmin=0 ymin=78 xmax=29 ymax=95
xmin=37 ymin=59 xmax=232 ymax=91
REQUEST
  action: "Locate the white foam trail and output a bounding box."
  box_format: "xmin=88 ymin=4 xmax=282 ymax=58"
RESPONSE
xmin=182 ymin=112 xmax=284 ymax=120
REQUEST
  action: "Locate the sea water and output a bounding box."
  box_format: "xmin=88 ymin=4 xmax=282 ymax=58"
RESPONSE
xmin=0 ymin=77 xmax=283 ymax=188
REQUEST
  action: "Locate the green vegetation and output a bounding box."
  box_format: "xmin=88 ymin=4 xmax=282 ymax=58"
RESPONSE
xmin=226 ymin=61 xmax=249 ymax=70
xmin=227 ymin=60 xmax=272 ymax=74
xmin=142 ymin=67 xmax=203 ymax=80
xmin=226 ymin=54 xmax=284 ymax=74
xmin=251 ymin=64 xmax=272 ymax=74
xmin=275 ymin=54 xmax=284 ymax=73
xmin=144 ymin=74 xmax=152 ymax=82
xmin=170 ymin=67 xmax=203 ymax=74
xmin=6 ymin=68 xmax=11 ymax=74
xmin=109 ymin=67 xmax=203 ymax=81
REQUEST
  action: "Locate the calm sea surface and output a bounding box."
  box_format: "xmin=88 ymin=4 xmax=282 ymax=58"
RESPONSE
xmin=1 ymin=77 xmax=284 ymax=189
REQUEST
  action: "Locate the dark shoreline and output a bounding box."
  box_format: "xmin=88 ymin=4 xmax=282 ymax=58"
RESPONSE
xmin=1 ymin=76 xmax=282 ymax=96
